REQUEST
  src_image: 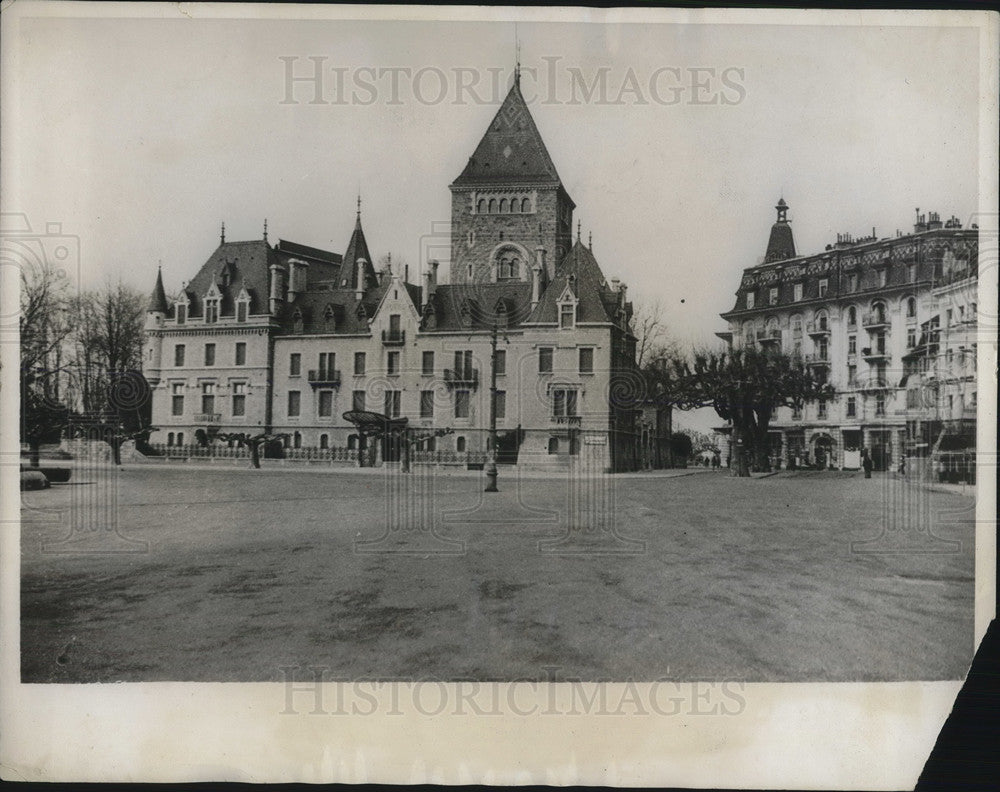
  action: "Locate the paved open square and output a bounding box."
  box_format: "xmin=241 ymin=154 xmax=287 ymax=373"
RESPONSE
xmin=21 ymin=465 xmax=975 ymax=683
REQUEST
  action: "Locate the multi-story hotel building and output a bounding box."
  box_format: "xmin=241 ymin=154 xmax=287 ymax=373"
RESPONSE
xmin=719 ymin=201 xmax=978 ymax=471
xmin=143 ymin=75 xmax=662 ymax=472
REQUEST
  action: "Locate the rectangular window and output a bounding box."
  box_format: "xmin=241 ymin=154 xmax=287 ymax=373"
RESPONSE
xmin=848 ymin=335 xmax=857 ymax=355
xmin=205 ymin=299 xmax=218 ymax=324
xmin=769 ymin=287 xmax=779 ymax=305
xmin=538 ymin=347 xmax=553 ymax=374
xmin=176 ymin=303 xmax=186 ymax=325
xmin=204 ymin=343 xmax=215 ymax=367
xmin=946 ymin=309 xmax=953 ymax=326
xmin=495 ymin=349 xmax=506 ymax=376
xmin=420 ymin=390 xmax=434 ymax=419
xmin=579 ymin=347 xmax=594 ymax=374
xmin=453 ymin=350 xmax=473 ymax=379
xmin=318 ymin=390 xmax=333 ymax=417
xmin=745 ymin=291 xmax=755 ymax=309
xmin=560 ymin=303 xmax=575 ymax=328
xmin=793 ymin=283 xmax=803 ymax=302
xmin=354 ymin=352 xmax=366 ymax=376
xmin=817 ymin=400 xmax=827 ymax=419
xmin=237 ymin=301 xmax=247 ymax=323
xmin=422 ymin=351 xmax=435 ymax=376
xmin=847 ymin=273 xmax=858 ymax=292
xmin=318 ymin=352 xmax=336 ymax=376
xmin=232 ymin=382 xmax=246 ymax=416
xmin=174 ymin=344 xmax=185 ymax=366
xmin=878 ymin=268 xmax=888 ymax=287
xmin=552 ymin=388 xmax=578 ymax=417
xmin=201 ymin=382 xmax=216 ymax=415
xmin=847 ymin=364 xmax=857 ymax=386
xmin=171 ymin=383 xmax=184 ymax=416
xmin=875 ymin=395 xmax=886 ymax=416
xmin=352 ymin=390 xmax=365 ymax=413
xmin=384 ymin=390 xmax=401 ymax=418
xmin=907 ymin=328 xmax=917 ymax=348
xmin=387 ymin=350 xmax=400 ymax=376
xmin=289 ymin=353 xmax=301 ymax=376
xmin=907 ymin=263 xmax=917 ymax=283
xmin=287 ymin=390 xmax=301 ymax=417
xmin=235 ymin=342 xmax=246 ymax=366
xmin=818 ymin=279 xmax=828 ymax=297
xmin=494 ymin=390 xmax=506 ymax=420
xmin=846 ymin=397 xmax=856 ymax=417
xmin=454 ymin=390 xmax=470 ymax=418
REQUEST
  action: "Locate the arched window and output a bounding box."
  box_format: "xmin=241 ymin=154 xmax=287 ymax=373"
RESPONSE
xmin=292 ymin=309 xmax=304 ymax=334
xmin=456 ymin=436 xmax=466 ymax=453
xmin=494 ymin=246 xmax=522 ymax=281
xmin=847 ymin=306 xmax=857 ymax=327
xmin=548 ymin=437 xmax=559 ymax=454
xmin=176 ymin=432 xmax=184 ymax=446
xmin=324 ymin=306 xmax=336 ymax=332
xmin=488 ymin=198 xmax=497 ymax=214
xmin=906 ymin=296 xmax=917 ymax=318
xmin=499 ymin=198 xmax=508 ymax=213
xmin=521 ymin=197 xmax=530 ymax=213
xmin=871 ymin=300 xmax=886 ymax=322
xmin=167 ymin=432 xmax=175 ymax=446
xmin=293 ymin=431 xmax=302 ymax=449
xmin=815 ymin=309 xmax=828 ymax=331
xmin=477 ymin=198 xmax=486 ymax=214
xmin=347 ymin=434 xmax=358 ymax=450
xmin=319 ymin=433 xmax=329 ymax=450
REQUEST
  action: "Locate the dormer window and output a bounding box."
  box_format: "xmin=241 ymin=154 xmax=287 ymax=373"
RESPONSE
xmin=175 ymin=301 xmax=187 ymax=325
xmin=324 ymin=305 xmax=336 ymax=332
xmin=292 ymin=308 xmax=304 ymax=334
xmin=204 ymin=298 xmax=219 ymax=324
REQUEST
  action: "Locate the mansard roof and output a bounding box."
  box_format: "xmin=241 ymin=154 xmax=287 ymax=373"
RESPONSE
xmin=451 ymin=79 xmax=565 ymax=188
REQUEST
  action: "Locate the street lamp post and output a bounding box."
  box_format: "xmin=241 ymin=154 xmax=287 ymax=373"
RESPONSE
xmin=484 ymin=319 xmax=500 ymax=492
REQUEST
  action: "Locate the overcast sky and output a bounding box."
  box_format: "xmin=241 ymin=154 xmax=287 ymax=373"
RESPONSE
xmin=6 ymin=8 xmax=985 ymax=432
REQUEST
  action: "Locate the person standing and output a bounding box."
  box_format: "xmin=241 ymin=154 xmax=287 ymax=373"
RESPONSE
xmin=862 ymin=449 xmax=873 ymax=479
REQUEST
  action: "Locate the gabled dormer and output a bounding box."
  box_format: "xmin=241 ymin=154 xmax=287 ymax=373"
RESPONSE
xmin=235 ymin=286 xmax=251 ymax=322
xmin=373 ymin=273 xmax=420 ymax=346
xmin=556 ymin=277 xmax=578 ymax=329
xmin=203 ymin=282 xmax=221 ymax=324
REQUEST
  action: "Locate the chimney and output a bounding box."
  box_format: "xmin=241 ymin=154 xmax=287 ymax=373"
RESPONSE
xmin=286 ymin=258 xmax=307 ymax=303
xmin=531 ymin=264 xmax=542 ymax=310
xmin=404 ymin=264 xmax=409 ymax=283
xmin=355 ymin=258 xmax=367 ymax=300
xmin=534 ymin=244 xmax=548 ymax=290
xmin=269 ymin=263 xmax=285 ymax=315
xmin=619 ymin=282 xmax=628 ymax=307
xmin=611 ymin=277 xmax=620 ymax=292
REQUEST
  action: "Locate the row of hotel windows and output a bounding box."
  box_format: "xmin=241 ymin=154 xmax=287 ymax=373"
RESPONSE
xmin=745 ymin=264 xmax=923 ymax=309
xmin=170 ymin=344 xmax=597 ymax=375
xmin=169 ymin=383 xmax=581 ymax=422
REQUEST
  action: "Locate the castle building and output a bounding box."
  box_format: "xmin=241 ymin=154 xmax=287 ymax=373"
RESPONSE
xmin=144 ymin=75 xmax=661 ymax=472
xmin=718 ymin=201 xmax=978 ymax=471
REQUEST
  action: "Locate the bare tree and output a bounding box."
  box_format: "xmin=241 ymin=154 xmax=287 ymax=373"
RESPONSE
xmin=632 ymin=297 xmax=681 ymax=368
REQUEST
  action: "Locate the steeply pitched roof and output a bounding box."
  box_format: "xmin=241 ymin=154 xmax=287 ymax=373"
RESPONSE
xmin=338 ymin=214 xmax=378 ymax=292
xmin=452 ymin=80 xmax=564 ymax=187
xmin=528 ymin=239 xmax=616 ymax=324
xmin=182 ymin=239 xmax=340 ymax=318
xmin=149 ymin=266 xmax=168 ymax=313
xmin=424 ymin=282 xmax=534 ymax=331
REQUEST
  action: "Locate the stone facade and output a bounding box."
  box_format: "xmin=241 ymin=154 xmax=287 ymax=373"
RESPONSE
xmin=719 ymin=203 xmax=978 ymax=471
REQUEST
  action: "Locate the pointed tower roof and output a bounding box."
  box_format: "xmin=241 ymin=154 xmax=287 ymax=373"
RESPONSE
xmin=452 ymin=79 xmax=564 ymax=187
xmin=339 ymin=201 xmax=378 ymax=291
xmin=149 ymin=266 xmax=168 ymax=313
xmin=764 ymin=197 xmax=796 ymax=263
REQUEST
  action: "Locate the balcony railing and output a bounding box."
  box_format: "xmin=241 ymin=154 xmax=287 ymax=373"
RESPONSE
xmin=307 ymin=368 xmax=341 ymax=387
xmin=805 ymin=321 xmax=830 ymax=336
xmin=858 ymin=376 xmax=893 ymax=392
xmin=195 ymin=413 xmax=221 ymax=423
xmin=443 ymin=368 xmax=479 ymax=387
xmin=861 ymin=347 xmax=889 ymax=361
xmin=804 ymin=352 xmax=830 ymax=366
xmin=381 ymin=329 xmax=406 ymax=346
xmin=552 ymin=415 xmax=582 ymax=426
xmin=861 ymin=312 xmax=890 ymax=329
xmin=756 ymin=329 xmax=782 ymax=344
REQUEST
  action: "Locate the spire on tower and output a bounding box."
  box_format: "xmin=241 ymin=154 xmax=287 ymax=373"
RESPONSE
xmin=263 ymin=218 xmax=268 ymax=243
xmin=514 ymin=23 xmax=521 ymax=86
xmin=220 ymin=221 xmax=225 ymax=245
xmin=588 ymin=230 xmax=592 ymax=250
xmin=576 ymin=219 xmax=581 ymax=241
xmin=356 ymin=194 xmax=362 ymax=221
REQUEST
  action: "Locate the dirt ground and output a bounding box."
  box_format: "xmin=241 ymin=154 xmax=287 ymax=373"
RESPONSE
xmin=20 ymin=465 xmax=976 ymax=682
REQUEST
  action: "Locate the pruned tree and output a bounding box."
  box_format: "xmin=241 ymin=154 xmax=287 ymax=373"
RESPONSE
xmin=631 ymin=297 xmax=681 ymax=369
xmin=647 ymin=345 xmax=834 ymax=477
